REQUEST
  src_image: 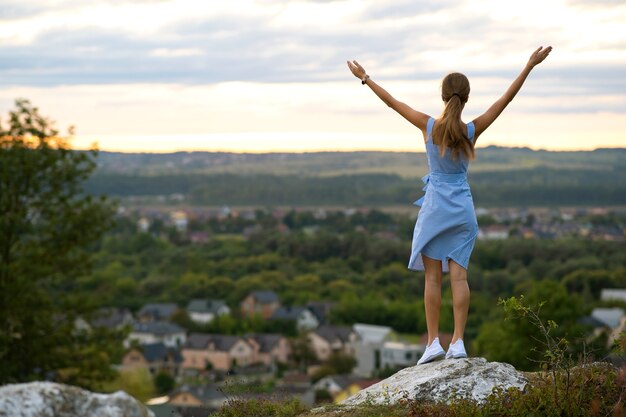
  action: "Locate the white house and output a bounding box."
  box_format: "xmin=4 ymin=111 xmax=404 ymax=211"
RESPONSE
xmin=271 ymin=306 xmax=319 ymax=331
xmin=381 ymin=341 xmax=423 ymax=369
xmin=601 ymin=289 xmax=626 ymax=303
xmin=186 ymin=299 xmax=230 ymax=324
xmin=125 ymin=321 xmax=187 ymax=348
xmin=352 ymin=323 xmax=394 ymax=377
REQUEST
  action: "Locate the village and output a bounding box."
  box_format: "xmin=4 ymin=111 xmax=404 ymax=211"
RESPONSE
xmin=83 ymin=285 xmax=626 ymax=417
xmin=125 ymin=203 xmax=626 ymax=244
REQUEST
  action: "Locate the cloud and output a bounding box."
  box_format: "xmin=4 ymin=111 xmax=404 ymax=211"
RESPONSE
xmin=0 ymin=0 xmax=626 ymax=140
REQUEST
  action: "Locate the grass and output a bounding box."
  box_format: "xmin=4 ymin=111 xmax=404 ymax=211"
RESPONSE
xmin=211 ymin=362 xmax=625 ymax=417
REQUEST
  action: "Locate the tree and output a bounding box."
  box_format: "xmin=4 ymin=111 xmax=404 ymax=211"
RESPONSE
xmin=0 ymin=99 xmax=118 ymax=388
xmin=154 ymin=371 xmax=175 ymax=395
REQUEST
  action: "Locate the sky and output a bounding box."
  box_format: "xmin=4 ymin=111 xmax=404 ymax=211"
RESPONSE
xmin=0 ymin=0 xmax=625 ymax=153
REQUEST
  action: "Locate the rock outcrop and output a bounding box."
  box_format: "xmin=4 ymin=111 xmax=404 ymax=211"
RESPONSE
xmin=340 ymin=357 xmax=527 ymax=407
xmin=0 ymin=381 xmax=154 ymax=417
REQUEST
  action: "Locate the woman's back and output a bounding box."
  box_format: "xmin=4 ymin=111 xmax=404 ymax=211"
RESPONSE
xmin=425 ymin=117 xmax=475 ymax=175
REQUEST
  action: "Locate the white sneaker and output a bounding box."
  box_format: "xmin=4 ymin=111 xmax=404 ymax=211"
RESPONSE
xmin=445 ymin=338 xmax=468 ymax=359
xmin=417 ymin=337 xmax=446 ymax=365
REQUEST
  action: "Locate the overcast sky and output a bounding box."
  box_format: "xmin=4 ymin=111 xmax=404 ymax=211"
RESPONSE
xmin=0 ymin=0 xmax=625 ymax=152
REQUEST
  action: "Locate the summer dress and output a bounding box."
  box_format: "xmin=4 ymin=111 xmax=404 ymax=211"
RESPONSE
xmin=407 ymin=117 xmax=479 ymax=273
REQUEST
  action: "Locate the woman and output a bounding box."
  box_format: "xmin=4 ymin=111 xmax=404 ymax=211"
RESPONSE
xmin=347 ymin=46 xmax=552 ymax=364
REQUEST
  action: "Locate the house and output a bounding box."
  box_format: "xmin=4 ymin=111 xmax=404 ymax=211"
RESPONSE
xmin=478 ymin=225 xmax=509 ymax=240
xmin=333 ymin=379 xmax=380 ymax=403
xmin=182 ymin=333 xmax=255 ymax=372
xmin=240 ymin=290 xmax=281 ymax=320
xmin=271 ymin=306 xmax=319 ymax=331
xmin=308 ymin=325 xmax=358 ymax=362
xmin=91 ymin=307 xmax=134 ymax=330
xmin=186 ymin=299 xmax=230 ymax=324
xmin=352 ymin=323 xmax=394 ymax=377
xmin=125 ymin=321 xmax=187 ymax=348
xmin=168 ymin=384 xmax=228 ymax=409
xmin=171 ymin=211 xmax=188 ymax=232
xmin=305 ymin=301 xmax=335 ymax=325
xmin=122 ymin=342 xmax=183 ymax=377
xmin=591 ymin=307 xmax=625 ymax=328
xmin=313 ymin=374 xmax=369 ymax=398
xmin=245 ymin=333 xmax=291 ymax=366
xmin=137 ymin=217 xmax=150 ymax=233
xmin=601 ymin=289 xmax=626 ymax=303
xmin=137 ymin=303 xmax=179 ymax=322
xmin=381 ymin=341 xmax=423 ymax=369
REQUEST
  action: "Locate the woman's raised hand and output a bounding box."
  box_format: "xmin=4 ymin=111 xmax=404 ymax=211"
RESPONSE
xmin=527 ymin=46 xmax=553 ymax=68
xmin=347 ymin=60 xmax=367 ymax=80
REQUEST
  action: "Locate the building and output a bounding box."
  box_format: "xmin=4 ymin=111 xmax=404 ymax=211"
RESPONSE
xmin=308 ymin=325 xmax=358 ymax=362
xmin=240 ymin=290 xmax=281 ymax=320
xmin=186 ymin=299 xmax=230 ymax=324
xmin=271 ymin=306 xmax=319 ymax=331
xmin=591 ymin=307 xmax=625 ymax=328
xmin=333 ymin=379 xmax=380 ymax=403
xmin=478 ymin=225 xmax=509 ymax=240
xmin=601 ymin=289 xmax=626 ymax=303
xmin=168 ymin=384 xmax=228 ymax=409
xmin=313 ymin=374 xmax=374 ymax=399
xmin=171 ymin=211 xmax=188 ymax=232
xmin=122 ymin=342 xmax=183 ymax=377
xmin=305 ymin=301 xmax=335 ymax=326
xmin=126 ymin=321 xmax=187 ymax=348
xmin=381 ymin=341 xmax=423 ymax=369
xmin=137 ymin=303 xmax=179 ymax=323
xmin=245 ymin=333 xmax=291 ymax=366
xmin=90 ymin=307 xmax=134 ymax=330
xmin=352 ymin=323 xmax=394 ymax=377
xmin=182 ymin=333 xmax=255 ymax=372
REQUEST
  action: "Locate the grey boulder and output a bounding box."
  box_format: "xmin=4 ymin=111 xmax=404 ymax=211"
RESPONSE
xmin=0 ymin=381 xmax=154 ymax=417
xmin=341 ymin=357 xmax=527 ymax=406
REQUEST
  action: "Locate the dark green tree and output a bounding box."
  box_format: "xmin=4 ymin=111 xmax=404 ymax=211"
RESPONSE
xmin=473 ymin=280 xmax=587 ymax=370
xmin=0 ymin=99 xmax=118 ymax=388
xmin=154 ymin=371 xmax=175 ymax=395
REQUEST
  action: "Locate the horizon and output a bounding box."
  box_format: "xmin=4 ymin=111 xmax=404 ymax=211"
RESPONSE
xmin=85 ymin=143 xmax=626 ymax=155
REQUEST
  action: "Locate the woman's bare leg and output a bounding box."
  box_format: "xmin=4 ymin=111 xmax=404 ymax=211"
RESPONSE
xmin=422 ymin=254 xmax=443 ymax=346
xmin=449 ymin=259 xmax=470 ymax=344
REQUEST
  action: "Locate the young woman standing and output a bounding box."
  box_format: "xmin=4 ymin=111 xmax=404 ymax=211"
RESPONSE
xmin=347 ymin=46 xmax=552 ymax=364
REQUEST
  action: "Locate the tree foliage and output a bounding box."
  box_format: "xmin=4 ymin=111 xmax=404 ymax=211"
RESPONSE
xmin=0 ymin=99 xmax=118 ymax=388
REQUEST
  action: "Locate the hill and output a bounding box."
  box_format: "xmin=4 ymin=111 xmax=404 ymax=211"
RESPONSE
xmin=84 ymin=147 xmax=626 ymax=207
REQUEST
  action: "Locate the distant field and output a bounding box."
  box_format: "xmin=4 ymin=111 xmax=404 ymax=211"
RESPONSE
xmin=93 ymin=146 xmax=626 ymax=178
xmin=86 ymin=147 xmax=626 ymax=207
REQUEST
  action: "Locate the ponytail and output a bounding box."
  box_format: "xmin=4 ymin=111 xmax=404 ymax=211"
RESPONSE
xmin=432 ymin=73 xmax=475 ymax=161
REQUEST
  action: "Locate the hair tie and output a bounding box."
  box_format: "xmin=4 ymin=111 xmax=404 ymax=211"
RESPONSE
xmin=451 ymin=93 xmax=462 ymax=100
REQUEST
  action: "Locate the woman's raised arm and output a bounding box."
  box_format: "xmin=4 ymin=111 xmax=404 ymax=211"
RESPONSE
xmin=347 ymin=60 xmax=429 ymax=133
xmin=472 ymin=46 xmax=552 ymax=141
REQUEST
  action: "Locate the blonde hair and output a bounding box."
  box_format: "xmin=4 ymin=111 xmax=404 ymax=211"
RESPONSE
xmin=432 ymin=72 xmax=475 ymax=161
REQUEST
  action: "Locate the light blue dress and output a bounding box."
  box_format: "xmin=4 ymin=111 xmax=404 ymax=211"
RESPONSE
xmin=408 ymin=117 xmax=479 ymax=273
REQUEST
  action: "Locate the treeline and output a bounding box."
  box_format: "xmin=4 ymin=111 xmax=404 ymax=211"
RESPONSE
xmin=91 ymin=147 xmax=626 ymax=177
xmin=85 ymin=167 xmax=626 ymax=206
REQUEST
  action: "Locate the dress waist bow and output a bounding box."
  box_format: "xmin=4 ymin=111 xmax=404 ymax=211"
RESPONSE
xmin=413 ymin=172 xmax=468 ymax=207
